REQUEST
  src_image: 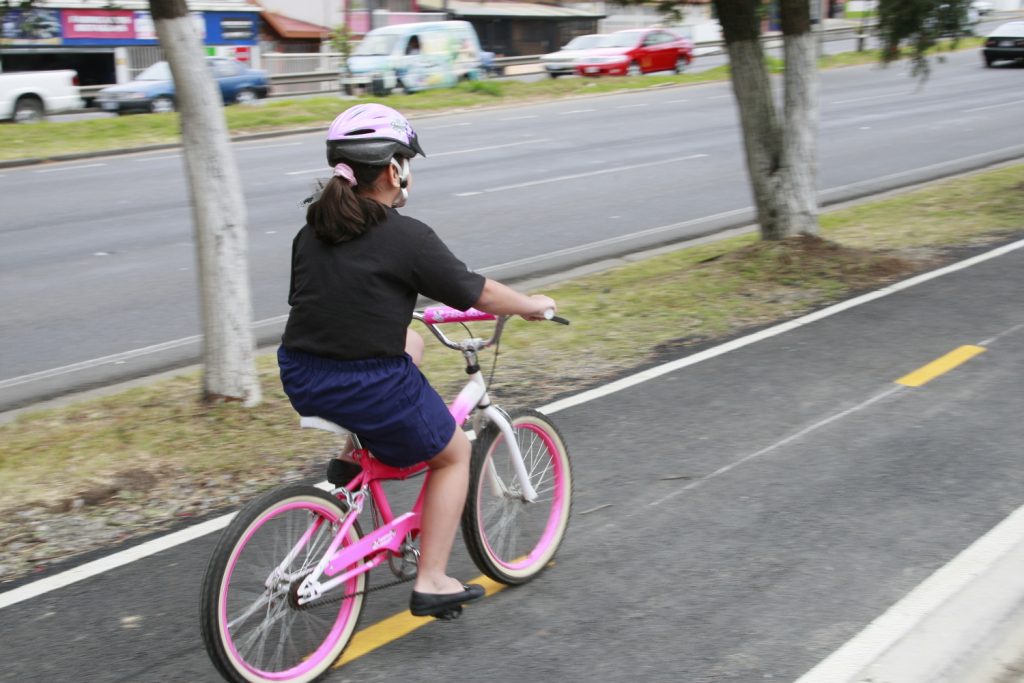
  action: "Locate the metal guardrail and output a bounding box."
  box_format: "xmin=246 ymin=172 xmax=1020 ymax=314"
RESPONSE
xmin=77 ymin=24 xmax=871 ymax=103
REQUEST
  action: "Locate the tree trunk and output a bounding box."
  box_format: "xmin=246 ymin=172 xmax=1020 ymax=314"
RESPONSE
xmin=150 ymin=0 xmax=261 ymax=406
xmin=781 ymin=1 xmax=820 ymax=236
xmin=713 ymin=0 xmax=820 ymax=240
xmin=725 ymin=37 xmax=789 ymax=240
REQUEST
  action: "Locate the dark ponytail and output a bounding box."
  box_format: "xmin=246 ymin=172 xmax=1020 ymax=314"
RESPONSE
xmin=306 ymin=162 xmax=388 ymax=244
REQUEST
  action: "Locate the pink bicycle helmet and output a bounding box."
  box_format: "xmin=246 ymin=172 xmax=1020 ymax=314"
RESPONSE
xmin=326 ymin=103 xmax=425 ymax=167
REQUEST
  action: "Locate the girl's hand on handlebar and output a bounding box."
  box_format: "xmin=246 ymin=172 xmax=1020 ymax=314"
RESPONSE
xmin=521 ymin=295 xmax=556 ymax=321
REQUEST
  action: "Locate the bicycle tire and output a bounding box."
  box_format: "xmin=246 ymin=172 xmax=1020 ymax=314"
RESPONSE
xmin=462 ymin=408 xmax=573 ymax=584
xmin=200 ymin=484 xmax=367 ymax=683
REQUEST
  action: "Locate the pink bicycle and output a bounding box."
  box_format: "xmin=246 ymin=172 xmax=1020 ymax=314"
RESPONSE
xmin=200 ymin=306 xmax=573 ymax=683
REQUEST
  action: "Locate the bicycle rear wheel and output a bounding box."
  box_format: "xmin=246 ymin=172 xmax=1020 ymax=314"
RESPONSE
xmin=200 ymin=485 xmax=366 ymax=683
xmin=462 ymin=408 xmax=572 ymax=584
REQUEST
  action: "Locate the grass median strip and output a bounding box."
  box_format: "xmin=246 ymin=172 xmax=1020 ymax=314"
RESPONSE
xmin=0 ymin=163 xmax=1021 ymax=585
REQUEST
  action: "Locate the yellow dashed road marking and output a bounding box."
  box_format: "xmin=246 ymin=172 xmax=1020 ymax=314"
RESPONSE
xmin=334 ymin=574 xmax=507 ymax=668
xmin=896 ymin=345 xmax=986 ymax=387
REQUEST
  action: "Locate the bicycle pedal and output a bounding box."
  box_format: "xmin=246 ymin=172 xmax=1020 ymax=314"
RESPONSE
xmin=434 ymin=606 xmax=463 ymax=621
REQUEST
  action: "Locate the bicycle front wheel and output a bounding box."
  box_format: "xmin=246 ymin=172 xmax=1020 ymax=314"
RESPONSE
xmin=462 ymin=408 xmax=573 ymax=584
xmin=200 ymin=485 xmax=367 ymax=683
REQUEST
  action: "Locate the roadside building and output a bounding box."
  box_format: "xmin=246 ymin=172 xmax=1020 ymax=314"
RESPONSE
xmin=258 ymin=8 xmax=330 ymax=54
xmin=418 ymin=0 xmax=605 ymax=56
xmin=0 ymin=0 xmax=260 ymax=87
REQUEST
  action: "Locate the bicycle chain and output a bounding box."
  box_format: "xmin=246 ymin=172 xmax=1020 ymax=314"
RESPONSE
xmin=301 ymin=573 xmax=414 ymax=610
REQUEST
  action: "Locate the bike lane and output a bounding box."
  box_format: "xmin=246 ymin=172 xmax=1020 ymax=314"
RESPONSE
xmin=1 ymin=238 xmax=1022 ymax=682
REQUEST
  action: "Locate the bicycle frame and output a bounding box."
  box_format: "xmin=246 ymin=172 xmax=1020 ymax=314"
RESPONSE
xmin=291 ymin=306 xmax=537 ymax=606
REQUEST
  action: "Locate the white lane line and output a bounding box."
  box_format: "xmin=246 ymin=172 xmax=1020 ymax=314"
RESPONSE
xmin=236 ymin=142 xmax=302 ymax=151
xmin=558 ymin=109 xmax=595 ymax=115
xmin=0 ymin=516 xmax=234 ymax=610
xmin=647 ymin=386 xmax=905 ymax=507
xmin=963 ymin=98 xmax=1024 ymax=113
xmin=33 ymin=163 xmax=106 ymax=174
xmin=2 ymin=237 xmax=1023 ymax=609
xmin=499 ymin=115 xmax=538 ymax=121
xmin=793 ymin=502 xmax=1024 ymax=683
xmin=429 ymin=138 xmax=552 ymax=158
xmin=980 ymin=323 xmax=1024 ymax=347
xmin=832 ymin=91 xmax=906 ymax=105
xmin=454 ymin=153 xmax=708 ymax=196
xmin=617 ymin=103 xmax=649 ymax=109
xmin=0 ymin=315 xmax=287 ymax=390
xmin=421 ymin=122 xmax=471 ymax=130
xmin=134 ymin=155 xmax=181 ymax=162
xmin=285 ymin=166 xmax=324 ymax=176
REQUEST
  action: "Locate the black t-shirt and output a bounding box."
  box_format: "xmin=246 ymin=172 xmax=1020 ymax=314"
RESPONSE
xmin=282 ymin=208 xmax=486 ymax=360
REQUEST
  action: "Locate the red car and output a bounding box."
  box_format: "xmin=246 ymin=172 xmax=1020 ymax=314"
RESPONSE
xmin=574 ymin=28 xmax=693 ymax=77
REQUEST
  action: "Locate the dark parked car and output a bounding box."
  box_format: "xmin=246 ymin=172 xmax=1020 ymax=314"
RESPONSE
xmin=982 ymin=21 xmax=1024 ymax=67
xmin=574 ymin=28 xmax=693 ymax=77
xmin=94 ymin=58 xmax=269 ymax=114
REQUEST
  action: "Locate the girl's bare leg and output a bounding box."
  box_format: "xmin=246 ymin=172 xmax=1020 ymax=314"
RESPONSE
xmin=413 ymin=428 xmax=472 ymax=594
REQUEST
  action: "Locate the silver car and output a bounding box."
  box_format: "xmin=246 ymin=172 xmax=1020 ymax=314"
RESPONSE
xmin=540 ymin=34 xmax=606 ymax=78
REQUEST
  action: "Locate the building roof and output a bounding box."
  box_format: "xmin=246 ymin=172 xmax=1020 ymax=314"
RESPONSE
xmin=260 ymin=11 xmax=330 ymax=40
xmin=417 ymin=0 xmax=605 ymax=19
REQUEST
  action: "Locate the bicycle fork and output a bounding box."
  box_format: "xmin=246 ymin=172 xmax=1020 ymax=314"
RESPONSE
xmin=455 ymin=372 xmax=538 ymax=503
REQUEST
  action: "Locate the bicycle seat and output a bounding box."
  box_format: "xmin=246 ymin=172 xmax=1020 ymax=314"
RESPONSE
xmin=299 ymin=416 xmax=348 ymax=435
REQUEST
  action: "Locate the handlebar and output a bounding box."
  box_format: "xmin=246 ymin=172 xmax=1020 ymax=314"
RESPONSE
xmin=413 ymin=306 xmax=569 ymax=352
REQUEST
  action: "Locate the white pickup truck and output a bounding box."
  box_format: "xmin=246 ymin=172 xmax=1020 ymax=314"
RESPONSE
xmin=0 ymin=69 xmax=84 ymax=123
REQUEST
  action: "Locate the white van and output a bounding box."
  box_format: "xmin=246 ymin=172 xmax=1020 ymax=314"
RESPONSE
xmin=342 ymin=21 xmax=484 ymax=95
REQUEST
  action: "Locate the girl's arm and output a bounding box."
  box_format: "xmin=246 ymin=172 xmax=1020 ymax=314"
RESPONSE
xmin=473 ymin=278 xmax=555 ymax=320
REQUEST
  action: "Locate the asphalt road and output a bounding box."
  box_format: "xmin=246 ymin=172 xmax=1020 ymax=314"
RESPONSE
xmin=2 ymin=46 xmax=1024 ymax=411
xmin=1 ymin=232 xmax=1021 ymax=682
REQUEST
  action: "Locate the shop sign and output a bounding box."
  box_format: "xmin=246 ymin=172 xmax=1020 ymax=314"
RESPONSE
xmin=1 ymin=8 xmax=253 ymax=47
xmin=62 ymin=9 xmax=135 ymax=40
xmin=0 ymin=8 xmax=61 ymax=45
xmin=220 ymin=18 xmax=255 ymax=41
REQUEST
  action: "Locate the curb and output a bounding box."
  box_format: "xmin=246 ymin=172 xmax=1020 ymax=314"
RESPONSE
xmin=796 ymin=503 xmax=1024 ymax=683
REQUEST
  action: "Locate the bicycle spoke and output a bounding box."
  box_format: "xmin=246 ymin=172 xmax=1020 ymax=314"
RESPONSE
xmin=271 ymin=609 xmax=299 ymax=673
xmin=464 ymin=411 xmax=572 ymax=583
xmin=226 ymin=591 xmax=274 ymax=631
xmin=489 ymin=502 xmax=521 ymax=557
xmin=237 ymin=598 xmax=286 ymax=665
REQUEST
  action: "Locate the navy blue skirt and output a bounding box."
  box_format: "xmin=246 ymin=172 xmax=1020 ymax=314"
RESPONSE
xmin=277 ymin=346 xmax=457 ymax=468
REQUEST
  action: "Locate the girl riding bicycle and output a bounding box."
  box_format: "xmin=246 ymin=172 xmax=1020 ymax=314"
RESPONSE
xmin=278 ymin=104 xmax=556 ymax=618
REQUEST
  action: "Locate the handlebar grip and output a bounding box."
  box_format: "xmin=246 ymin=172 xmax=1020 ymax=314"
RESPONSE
xmin=421 ymin=306 xmax=497 ymax=325
xmin=543 ymin=310 xmax=570 ymax=325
